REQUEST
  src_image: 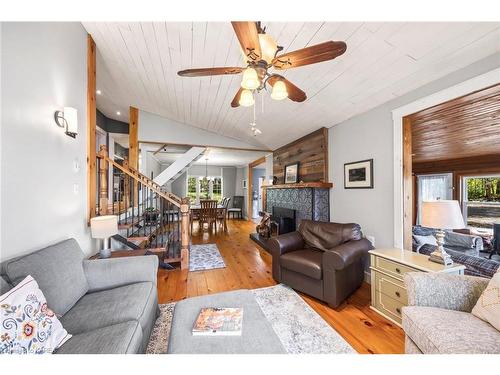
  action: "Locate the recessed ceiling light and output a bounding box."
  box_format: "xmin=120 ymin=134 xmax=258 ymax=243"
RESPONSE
xmin=116 ymin=111 xmax=121 ymax=116
xmin=96 ymin=89 xmax=102 ymax=95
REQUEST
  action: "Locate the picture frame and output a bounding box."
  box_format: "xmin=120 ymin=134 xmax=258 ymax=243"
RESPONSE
xmin=284 ymin=163 xmax=299 ymax=184
xmin=344 ymin=159 xmax=373 ymax=189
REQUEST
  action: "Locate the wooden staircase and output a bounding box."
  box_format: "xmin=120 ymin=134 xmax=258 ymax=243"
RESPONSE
xmin=94 ymin=145 xmax=191 ymax=269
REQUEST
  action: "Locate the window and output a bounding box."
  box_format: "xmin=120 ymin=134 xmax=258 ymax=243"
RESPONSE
xmin=462 ymin=175 xmax=500 ymax=233
xmin=416 ymin=173 xmax=453 ymax=224
xmin=212 ymin=177 xmax=222 ymax=202
xmin=187 ymin=176 xmax=223 ymax=202
xmin=187 ymin=176 xmax=197 ymax=202
xmin=199 ymin=177 xmax=210 ymax=200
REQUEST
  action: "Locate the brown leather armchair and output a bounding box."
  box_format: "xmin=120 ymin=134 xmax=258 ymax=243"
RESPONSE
xmin=270 ymin=220 xmax=372 ymax=308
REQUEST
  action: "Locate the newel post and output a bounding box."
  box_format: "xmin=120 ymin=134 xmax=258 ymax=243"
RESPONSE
xmin=98 ymin=145 xmax=109 ymax=215
xmin=180 ymin=197 xmax=190 ymax=270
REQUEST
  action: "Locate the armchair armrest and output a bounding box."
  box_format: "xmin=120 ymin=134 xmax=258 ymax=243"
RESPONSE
xmin=83 ymin=255 xmax=158 ymax=293
xmin=404 ymin=272 xmax=489 ymax=313
xmin=323 ymin=238 xmax=372 ymax=270
xmin=269 ymin=231 xmax=304 ymax=257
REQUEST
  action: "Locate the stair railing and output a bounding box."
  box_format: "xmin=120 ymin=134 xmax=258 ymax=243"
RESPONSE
xmin=95 ymin=145 xmax=190 ymax=270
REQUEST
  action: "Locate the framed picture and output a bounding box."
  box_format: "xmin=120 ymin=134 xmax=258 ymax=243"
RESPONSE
xmin=284 ymin=163 xmax=299 ymax=184
xmin=344 ymin=159 xmax=373 ymax=189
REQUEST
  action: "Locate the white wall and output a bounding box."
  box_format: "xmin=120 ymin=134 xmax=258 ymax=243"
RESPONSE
xmin=222 ymin=167 xmax=237 ymax=202
xmin=329 ymin=52 xmax=500 ymax=249
xmin=1 ymin=22 xmax=91 ymax=260
xmin=235 ymin=166 xmax=249 ymax=219
xmin=187 ymin=165 xmax=222 ymax=177
xmin=139 ymin=110 xmax=264 ymax=150
xmin=171 ymin=172 xmax=187 ymax=198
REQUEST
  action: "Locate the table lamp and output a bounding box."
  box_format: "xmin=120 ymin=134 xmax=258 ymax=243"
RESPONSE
xmin=421 ymin=200 xmax=465 ymax=266
xmin=90 ymin=215 xmax=118 ymax=259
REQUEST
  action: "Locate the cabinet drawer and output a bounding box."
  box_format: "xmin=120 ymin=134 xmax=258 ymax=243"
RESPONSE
xmin=374 ymin=272 xmax=408 ymax=304
xmin=373 ymin=289 xmax=404 ymax=324
xmin=372 ymin=256 xmax=418 ymax=281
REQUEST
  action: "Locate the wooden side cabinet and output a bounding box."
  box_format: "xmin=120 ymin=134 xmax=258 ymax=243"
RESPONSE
xmin=369 ymin=248 xmax=465 ymax=327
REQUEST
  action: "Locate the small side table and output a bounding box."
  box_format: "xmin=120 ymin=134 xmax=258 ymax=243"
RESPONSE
xmin=369 ymin=248 xmax=465 ymax=327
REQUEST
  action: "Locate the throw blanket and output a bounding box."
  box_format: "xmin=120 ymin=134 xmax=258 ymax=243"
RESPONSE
xmin=416 ymin=244 xmax=499 ymax=279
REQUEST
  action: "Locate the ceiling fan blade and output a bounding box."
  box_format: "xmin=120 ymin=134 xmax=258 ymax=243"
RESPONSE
xmin=231 ymin=21 xmax=261 ymax=62
xmin=272 ymin=41 xmax=347 ymax=70
xmin=268 ymin=75 xmax=307 ymax=102
xmin=231 ymin=87 xmax=245 ymax=108
xmin=177 ymin=67 xmax=244 ymax=77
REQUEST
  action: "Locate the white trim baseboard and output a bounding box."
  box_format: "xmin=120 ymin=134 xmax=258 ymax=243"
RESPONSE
xmin=392 ymin=68 xmax=500 ymax=249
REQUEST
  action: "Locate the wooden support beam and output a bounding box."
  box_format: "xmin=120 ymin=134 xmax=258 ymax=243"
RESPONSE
xmin=402 ymin=116 xmax=413 ymax=251
xmin=129 ymin=106 xmax=139 ymax=170
xmin=87 ymin=34 xmax=97 ymax=222
xmin=129 ymin=106 xmax=139 ymax=204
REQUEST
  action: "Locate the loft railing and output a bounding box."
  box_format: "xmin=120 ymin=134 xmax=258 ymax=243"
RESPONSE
xmin=94 ymin=145 xmax=190 ymax=269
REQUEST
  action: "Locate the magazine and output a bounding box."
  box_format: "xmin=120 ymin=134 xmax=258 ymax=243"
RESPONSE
xmin=192 ymin=307 xmax=243 ymax=336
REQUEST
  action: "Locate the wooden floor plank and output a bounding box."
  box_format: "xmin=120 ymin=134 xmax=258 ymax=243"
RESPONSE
xmin=156 ymin=219 xmax=405 ymax=354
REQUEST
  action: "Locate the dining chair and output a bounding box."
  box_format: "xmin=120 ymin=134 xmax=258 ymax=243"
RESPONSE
xmin=200 ymin=199 xmax=218 ymax=234
xmin=218 ymin=197 xmax=231 ymax=232
xmin=227 ymin=195 xmax=244 ymax=219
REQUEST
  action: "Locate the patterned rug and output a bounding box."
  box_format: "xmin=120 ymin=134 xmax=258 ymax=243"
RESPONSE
xmin=146 ymin=284 xmax=355 ymax=354
xmin=188 ymin=243 xmax=226 ymax=272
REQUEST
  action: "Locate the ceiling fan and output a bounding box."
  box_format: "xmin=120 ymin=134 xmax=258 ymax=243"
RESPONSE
xmin=177 ymin=21 xmax=347 ymax=108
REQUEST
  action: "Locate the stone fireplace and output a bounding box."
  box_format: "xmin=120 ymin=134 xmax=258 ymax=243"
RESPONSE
xmin=250 ymin=182 xmax=332 ymax=252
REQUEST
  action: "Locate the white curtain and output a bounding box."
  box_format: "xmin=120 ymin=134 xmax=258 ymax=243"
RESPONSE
xmin=417 ymin=173 xmax=453 ymax=224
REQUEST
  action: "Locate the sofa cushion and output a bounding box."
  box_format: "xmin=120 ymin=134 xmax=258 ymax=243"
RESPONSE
xmin=280 ymin=249 xmax=323 ymax=280
xmin=298 ymin=220 xmax=362 ymax=251
xmin=55 ymin=321 xmax=143 ymax=354
xmin=402 ymin=306 xmax=500 ymax=354
xmin=5 ymin=239 xmax=88 ymax=316
xmin=0 ymin=276 xmax=11 ymax=295
xmin=61 ymin=282 xmax=155 ymax=335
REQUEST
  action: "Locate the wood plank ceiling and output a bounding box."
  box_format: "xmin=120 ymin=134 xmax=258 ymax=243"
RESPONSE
xmin=82 ymin=22 xmax=500 ymax=149
xmin=410 ymin=84 xmax=500 ymax=163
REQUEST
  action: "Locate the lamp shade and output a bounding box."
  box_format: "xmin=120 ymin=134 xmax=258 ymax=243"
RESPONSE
xmin=239 ymin=89 xmax=255 ymax=107
xmin=421 ymin=200 xmax=465 ymax=229
xmin=271 ymin=80 xmax=288 ymax=100
xmin=241 ymin=67 xmax=260 ymax=90
xmin=63 ymin=107 xmax=78 ymax=136
xmin=90 ymin=215 xmax=118 ymax=239
xmin=258 ymin=33 xmax=278 ymax=63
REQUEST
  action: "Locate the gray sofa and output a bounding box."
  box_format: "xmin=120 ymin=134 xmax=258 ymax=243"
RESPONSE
xmin=402 ymin=272 xmax=500 ymax=354
xmin=0 ymin=238 xmax=159 ymax=354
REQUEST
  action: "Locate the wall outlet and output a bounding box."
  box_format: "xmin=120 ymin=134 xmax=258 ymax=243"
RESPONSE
xmin=366 ymin=235 xmax=375 ymax=247
xmin=73 ymin=183 xmax=79 ymax=195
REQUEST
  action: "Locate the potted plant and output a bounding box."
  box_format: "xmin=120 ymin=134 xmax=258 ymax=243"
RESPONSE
xmin=143 ymin=207 xmax=159 ymax=224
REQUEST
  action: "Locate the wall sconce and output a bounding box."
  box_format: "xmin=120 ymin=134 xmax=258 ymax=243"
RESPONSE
xmin=54 ymin=107 xmax=78 ymax=138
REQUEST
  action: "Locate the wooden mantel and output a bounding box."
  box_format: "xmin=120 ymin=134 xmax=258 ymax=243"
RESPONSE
xmin=262 ymin=182 xmax=333 ymax=189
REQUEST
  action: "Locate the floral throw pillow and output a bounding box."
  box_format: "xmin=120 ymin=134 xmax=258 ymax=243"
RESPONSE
xmin=1 ymin=275 xmax=71 ymax=354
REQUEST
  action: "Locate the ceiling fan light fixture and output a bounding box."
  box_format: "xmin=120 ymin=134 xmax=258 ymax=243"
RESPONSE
xmin=239 ymin=89 xmax=255 ymax=107
xmin=241 ymin=67 xmax=260 ymax=90
xmin=271 ymin=80 xmax=288 ymax=101
xmin=258 ymin=33 xmax=277 ymax=63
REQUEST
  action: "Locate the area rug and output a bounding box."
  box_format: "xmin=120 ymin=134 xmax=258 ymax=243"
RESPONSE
xmin=188 ymin=243 xmax=226 ymax=272
xmin=146 ymin=284 xmax=355 ymax=354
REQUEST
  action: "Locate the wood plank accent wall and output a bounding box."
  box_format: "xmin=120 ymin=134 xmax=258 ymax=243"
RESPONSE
xmin=87 ymin=35 xmax=97 ymax=222
xmin=273 ymin=128 xmax=329 ymax=184
xmin=410 ymin=83 xmax=500 ymax=163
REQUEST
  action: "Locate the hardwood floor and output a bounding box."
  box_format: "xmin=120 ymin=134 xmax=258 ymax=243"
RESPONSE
xmin=156 ymin=219 xmax=405 ymax=354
